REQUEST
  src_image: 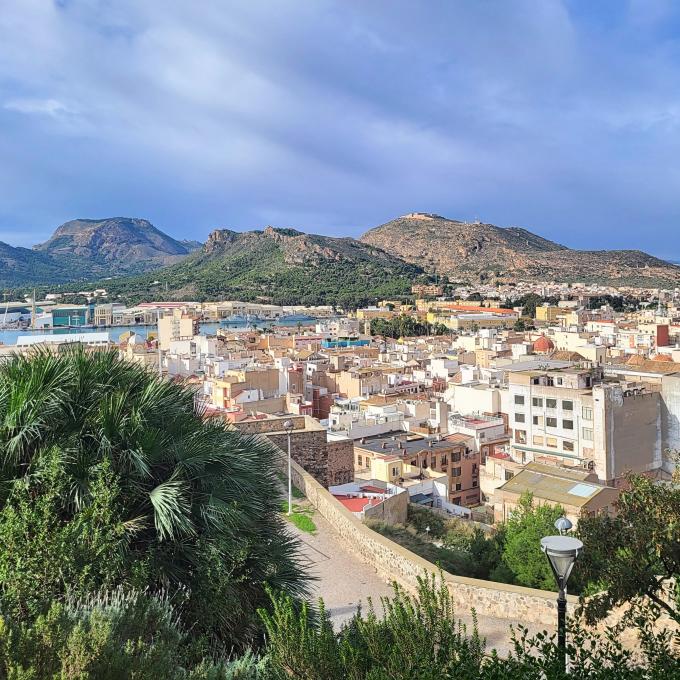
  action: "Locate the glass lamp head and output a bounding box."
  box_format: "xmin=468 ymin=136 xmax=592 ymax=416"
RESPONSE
xmin=541 ymin=535 xmax=583 ymax=588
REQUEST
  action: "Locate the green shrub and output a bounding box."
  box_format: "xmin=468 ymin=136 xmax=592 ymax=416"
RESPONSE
xmin=258 ymin=574 xmax=679 ymax=679
xmin=0 ymin=348 xmax=307 ymax=656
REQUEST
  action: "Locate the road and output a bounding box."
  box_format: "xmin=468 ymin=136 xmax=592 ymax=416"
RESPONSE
xmin=287 ymin=511 xmax=553 ymax=656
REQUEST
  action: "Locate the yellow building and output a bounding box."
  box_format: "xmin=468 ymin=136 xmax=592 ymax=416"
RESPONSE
xmin=535 ymin=305 xmax=561 ymax=323
xmin=356 ymin=307 xmax=397 ymax=321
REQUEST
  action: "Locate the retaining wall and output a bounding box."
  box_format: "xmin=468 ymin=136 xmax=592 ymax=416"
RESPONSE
xmin=277 ymin=452 xmax=576 ymax=627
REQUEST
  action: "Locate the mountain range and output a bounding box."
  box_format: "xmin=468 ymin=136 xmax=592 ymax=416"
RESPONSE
xmin=1 ymin=213 xmax=679 ymax=302
xmin=360 ymin=213 xmax=679 ymax=286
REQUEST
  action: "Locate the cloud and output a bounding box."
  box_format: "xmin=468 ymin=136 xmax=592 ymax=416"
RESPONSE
xmin=4 ymin=98 xmax=72 ymax=116
xmin=0 ymin=0 xmax=679 ymax=257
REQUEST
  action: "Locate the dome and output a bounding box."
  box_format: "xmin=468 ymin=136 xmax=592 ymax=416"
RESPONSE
xmin=533 ymin=335 xmax=555 ymax=353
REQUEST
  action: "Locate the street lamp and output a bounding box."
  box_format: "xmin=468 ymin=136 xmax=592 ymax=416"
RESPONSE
xmin=283 ymin=420 xmax=294 ymax=516
xmin=541 ymin=517 xmax=583 ymax=673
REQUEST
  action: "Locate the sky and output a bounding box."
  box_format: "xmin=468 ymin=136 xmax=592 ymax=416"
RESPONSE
xmin=1 ymin=1 xmax=680 ymax=259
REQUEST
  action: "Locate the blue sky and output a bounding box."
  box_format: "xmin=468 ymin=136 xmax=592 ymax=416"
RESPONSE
xmin=1 ymin=1 xmax=680 ymax=259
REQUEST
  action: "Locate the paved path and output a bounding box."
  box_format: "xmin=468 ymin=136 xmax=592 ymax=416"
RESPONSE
xmin=287 ymin=511 xmax=553 ymax=656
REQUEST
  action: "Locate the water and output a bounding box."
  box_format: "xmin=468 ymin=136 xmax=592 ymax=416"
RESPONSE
xmin=0 ymin=318 xmax=319 ymax=346
xmin=0 ymin=323 xmax=222 ymax=346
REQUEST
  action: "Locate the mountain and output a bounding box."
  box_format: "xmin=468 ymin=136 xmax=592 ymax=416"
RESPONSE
xmin=360 ymin=213 xmax=680 ymax=286
xmin=34 ymin=217 xmax=194 ymax=275
xmin=0 ymin=241 xmax=75 ymax=288
xmin=104 ymin=226 xmax=425 ymax=305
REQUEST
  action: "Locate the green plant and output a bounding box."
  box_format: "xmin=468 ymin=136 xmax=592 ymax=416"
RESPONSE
xmin=0 ymin=347 xmax=307 ymax=655
xmin=258 ymin=574 xmax=679 ymax=679
xmin=577 ymin=473 xmax=680 ymax=626
xmin=501 ymin=493 xmax=566 ymax=590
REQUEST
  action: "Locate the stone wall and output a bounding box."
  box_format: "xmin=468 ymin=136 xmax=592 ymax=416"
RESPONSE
xmin=276 ymin=453 xmax=576 ymax=627
xmin=326 ymin=439 xmax=354 ymax=485
xmin=364 ymin=488 xmax=408 ymax=525
xmin=234 ymin=416 xmax=353 ymax=487
xmin=268 ymin=430 xmax=330 ymax=485
xmin=234 ymin=415 xmax=307 ymax=435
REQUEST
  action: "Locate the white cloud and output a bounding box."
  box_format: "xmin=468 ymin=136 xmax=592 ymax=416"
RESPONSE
xmin=0 ymin=0 xmax=680 ymax=253
xmin=4 ymin=98 xmax=72 ymax=116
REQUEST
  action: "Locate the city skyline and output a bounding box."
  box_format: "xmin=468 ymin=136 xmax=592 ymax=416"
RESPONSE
xmin=2 ymin=1 xmax=680 ymax=259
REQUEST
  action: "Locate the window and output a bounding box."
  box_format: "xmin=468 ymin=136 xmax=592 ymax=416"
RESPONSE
xmin=431 ymin=456 xmax=437 ymax=468
xmin=515 ymin=413 xmax=525 ymax=423
xmin=563 ymin=441 xmax=574 ymax=452
xmin=546 ymin=436 xmax=558 ymax=449
xmin=562 ymin=400 xmax=573 ymax=411
xmin=504 ymin=470 xmax=514 ymax=481
xmin=357 ymin=455 xmax=363 ymax=466
xmin=411 ymin=460 xmax=417 ymax=467
xmin=441 ymin=455 xmax=448 ymax=466
xmin=515 ymin=429 xmax=526 ymax=444
xmin=455 ymin=483 xmax=462 ymax=491
xmin=452 ymin=467 xmax=462 ymax=477
xmin=452 ymin=497 xmax=461 ymax=505
xmin=533 ymin=435 xmax=544 ymax=446
xmin=562 ymin=419 xmax=574 ymax=430
xmin=546 ymin=417 xmax=558 ymax=428
xmin=472 ymin=480 xmax=478 ymax=488
xmin=532 ymin=397 xmax=543 ymax=407
xmin=582 ymin=427 xmax=593 ymax=441
xmin=514 ymin=395 xmax=525 ymax=405
xmin=392 ymin=467 xmax=399 ymax=477
xmin=533 ymin=415 xmax=543 ymax=426
xmin=556 ymin=377 xmax=563 ymax=386
xmin=582 ymin=406 xmax=593 ymax=420
xmin=452 ymin=451 xmax=461 ymax=463
xmin=546 ymin=398 xmax=557 ymax=409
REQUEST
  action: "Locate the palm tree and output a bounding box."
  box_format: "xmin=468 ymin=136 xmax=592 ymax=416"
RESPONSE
xmin=0 ymin=347 xmax=307 ymax=652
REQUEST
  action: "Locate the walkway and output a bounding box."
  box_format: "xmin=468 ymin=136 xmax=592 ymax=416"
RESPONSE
xmin=287 ymin=511 xmax=554 ymax=656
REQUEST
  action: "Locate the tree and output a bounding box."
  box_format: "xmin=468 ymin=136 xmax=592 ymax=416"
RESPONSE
xmin=0 ymin=348 xmax=306 ymax=654
xmin=514 ymin=318 xmax=527 ymax=332
xmin=502 ymin=493 xmax=565 ymax=590
xmin=577 ymin=473 xmax=680 ymax=626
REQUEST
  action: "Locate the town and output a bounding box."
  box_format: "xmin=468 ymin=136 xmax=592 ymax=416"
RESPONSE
xmin=2 ymin=282 xmax=678 ymax=529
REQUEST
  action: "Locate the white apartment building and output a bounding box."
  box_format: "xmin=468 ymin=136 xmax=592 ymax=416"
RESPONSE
xmin=508 ymin=367 xmax=664 ymax=486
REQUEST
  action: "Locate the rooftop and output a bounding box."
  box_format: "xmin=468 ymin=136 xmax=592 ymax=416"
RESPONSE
xmin=497 ymin=462 xmax=615 ymax=507
xmin=356 ymin=432 xmax=462 ymax=456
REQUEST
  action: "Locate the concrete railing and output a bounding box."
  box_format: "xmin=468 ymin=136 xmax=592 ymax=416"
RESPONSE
xmin=275 ymin=452 xmax=575 ymax=627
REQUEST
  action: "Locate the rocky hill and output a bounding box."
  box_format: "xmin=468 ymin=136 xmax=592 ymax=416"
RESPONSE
xmin=0 ymin=241 xmax=74 ymax=288
xmin=360 ymin=213 xmax=680 ymax=286
xmin=34 ymin=217 xmax=194 ymax=272
xmin=105 ymin=226 xmax=425 ymax=305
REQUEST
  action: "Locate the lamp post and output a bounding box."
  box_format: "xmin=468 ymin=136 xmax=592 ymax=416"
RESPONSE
xmin=541 ymin=517 xmax=582 ymax=673
xmin=283 ymin=420 xmax=294 ymax=516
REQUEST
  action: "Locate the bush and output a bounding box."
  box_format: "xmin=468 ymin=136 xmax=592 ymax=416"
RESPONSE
xmin=0 ymin=590 xmax=276 ymax=679
xmin=0 ymin=348 xmax=307 ymax=656
xmin=258 ymin=574 xmax=679 ymax=679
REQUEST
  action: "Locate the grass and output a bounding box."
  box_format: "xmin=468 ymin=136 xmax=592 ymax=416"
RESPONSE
xmin=280 ymin=501 xmax=317 ymax=534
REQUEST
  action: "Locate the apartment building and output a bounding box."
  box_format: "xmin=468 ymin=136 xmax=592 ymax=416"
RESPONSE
xmin=508 ymin=367 xmax=664 ymax=486
xmin=157 ymin=309 xmax=200 ymax=350
xmin=353 ymin=432 xmax=480 ymax=507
